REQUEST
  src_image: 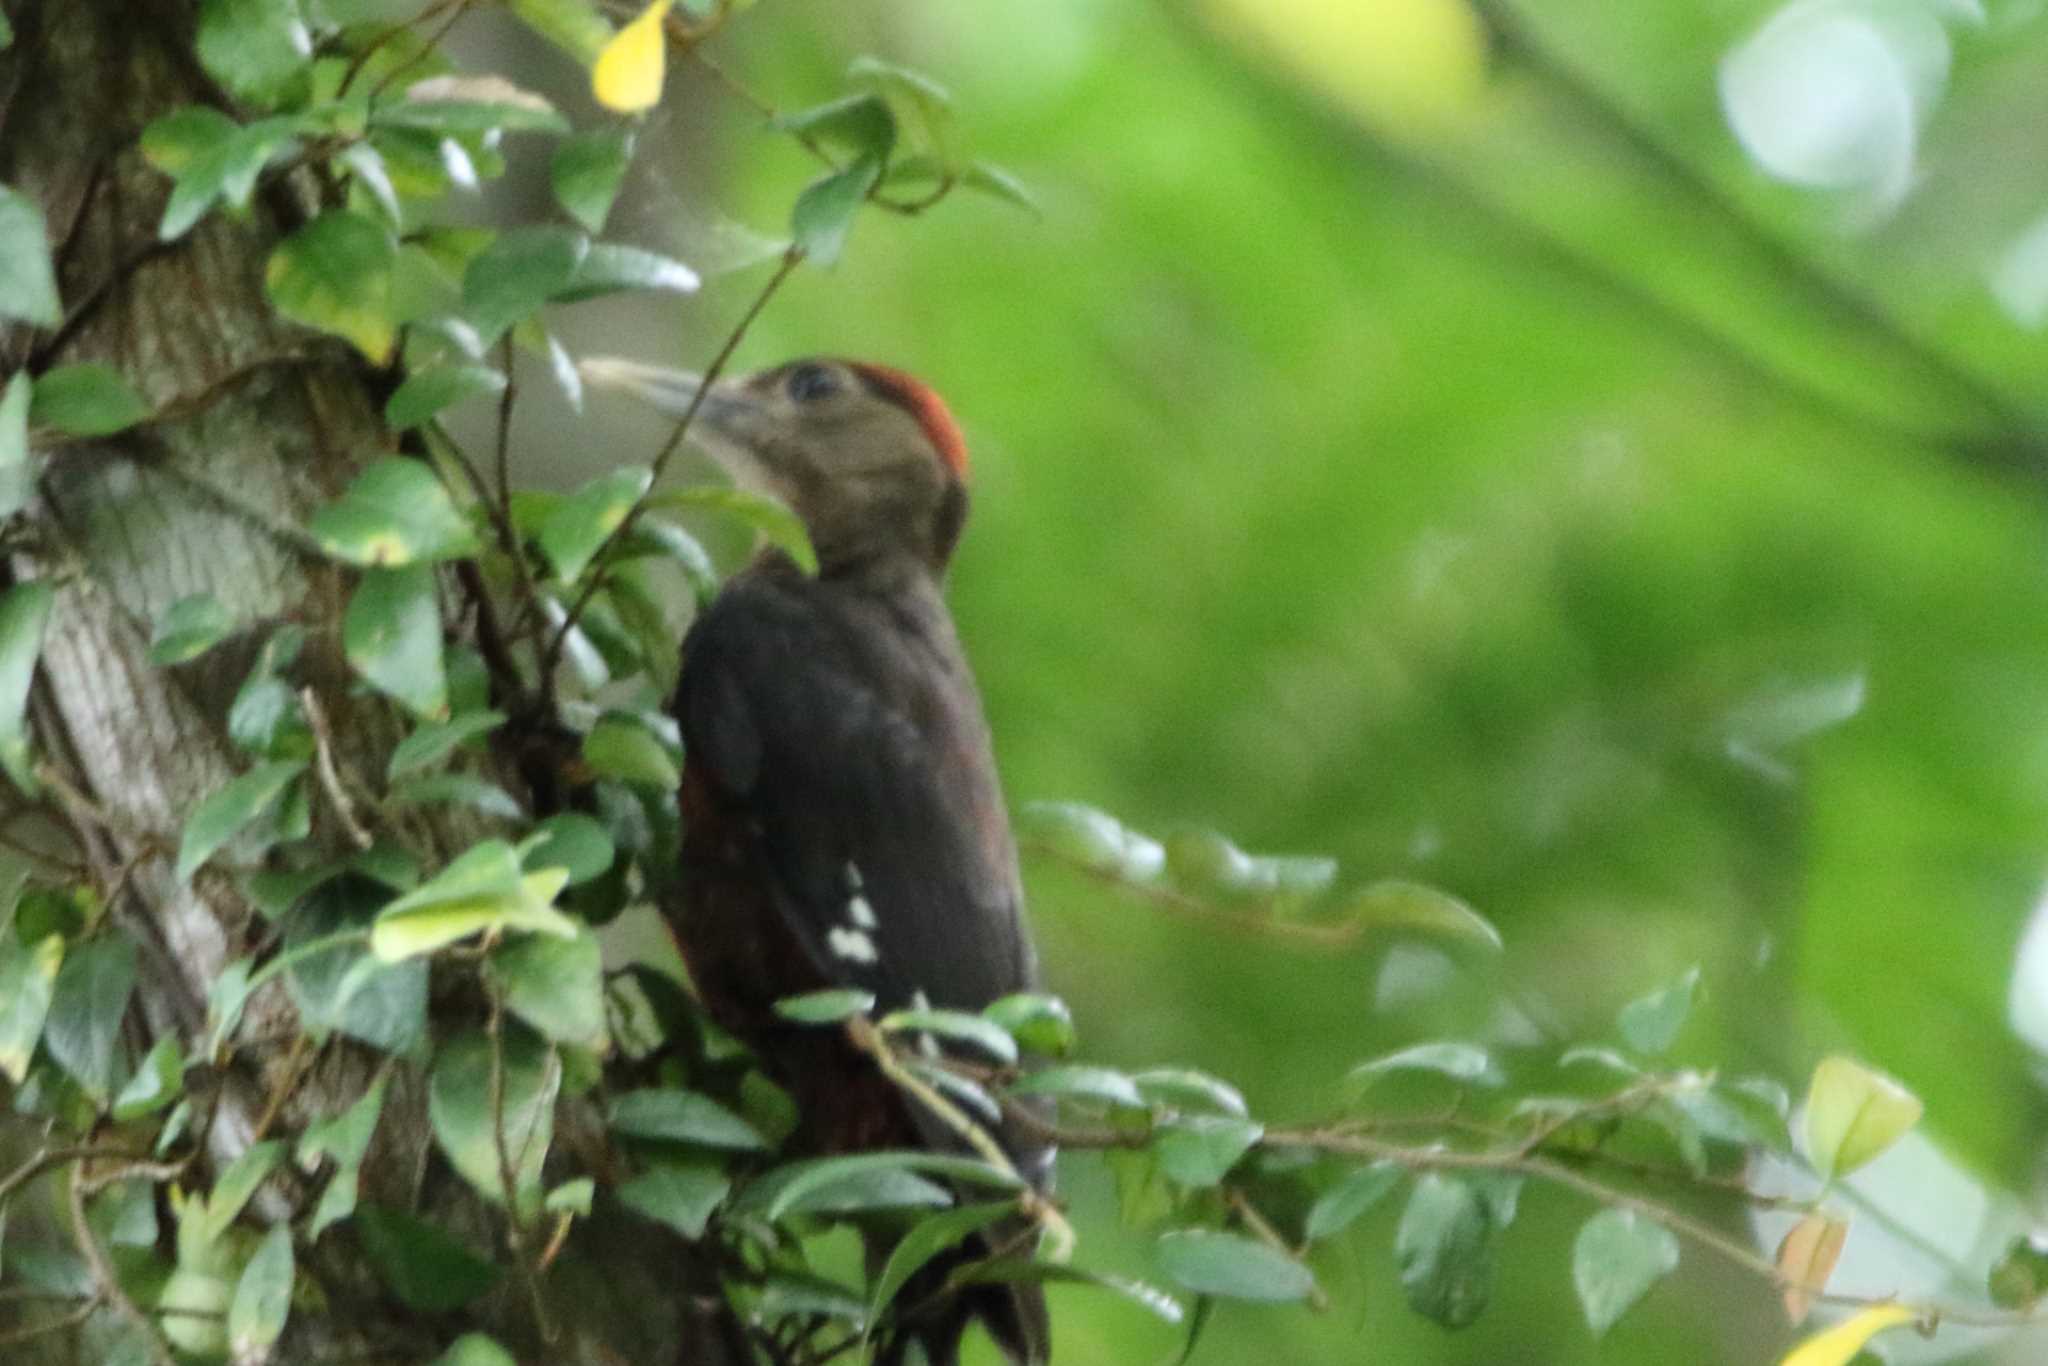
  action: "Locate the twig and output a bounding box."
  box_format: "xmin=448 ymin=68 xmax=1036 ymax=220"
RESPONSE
xmin=1019 ymin=837 xmax=1366 ymax=948
xmin=487 ymin=990 xmax=558 ymax=1344
xmin=67 ymin=1160 xmax=179 ymax=1366
xmin=845 ymin=1016 xmax=1075 ymax=1262
xmin=336 ymin=0 xmax=466 ymax=98
xmin=367 ymin=0 xmax=475 ymax=100
xmin=299 ymin=687 xmax=374 ymax=850
xmin=1225 ymin=1186 xmax=1327 ymax=1310
xmin=543 ymin=246 xmax=805 ymax=678
xmin=0 ymin=1298 xmax=98 ymax=1349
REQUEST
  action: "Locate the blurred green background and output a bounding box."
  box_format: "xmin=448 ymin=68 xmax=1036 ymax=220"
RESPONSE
xmin=479 ymin=0 xmax=2048 ymax=1360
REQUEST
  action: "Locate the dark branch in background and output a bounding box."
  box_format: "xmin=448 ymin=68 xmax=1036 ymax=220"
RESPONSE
xmin=1464 ymin=0 xmax=2048 ymax=468
xmin=1168 ymin=1 xmax=2048 ymax=484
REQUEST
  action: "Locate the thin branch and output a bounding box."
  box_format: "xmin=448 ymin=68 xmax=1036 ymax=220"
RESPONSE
xmin=543 ymin=245 xmax=805 ymax=679
xmin=845 ymin=1016 xmax=1076 ymax=1262
xmin=67 ymin=1160 xmax=178 ymax=1366
xmin=300 ymin=687 xmax=375 ymax=850
xmin=0 ymin=1298 xmax=98 ymax=1349
xmin=487 ymin=990 xmax=558 ymax=1344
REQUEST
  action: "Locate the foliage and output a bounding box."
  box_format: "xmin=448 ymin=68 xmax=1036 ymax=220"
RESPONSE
xmin=0 ymin=1 xmax=2042 ymax=1364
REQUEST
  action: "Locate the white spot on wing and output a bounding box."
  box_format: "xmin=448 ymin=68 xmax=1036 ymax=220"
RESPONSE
xmin=845 ymin=860 xmax=865 ymax=891
xmin=847 ymin=894 xmax=878 ymax=929
xmin=828 ymin=927 xmax=879 ymax=964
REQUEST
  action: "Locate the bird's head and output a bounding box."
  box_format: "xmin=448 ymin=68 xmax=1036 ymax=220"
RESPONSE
xmin=581 ymin=355 xmax=971 ymax=578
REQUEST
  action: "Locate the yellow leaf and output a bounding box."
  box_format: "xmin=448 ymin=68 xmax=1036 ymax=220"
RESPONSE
xmin=1199 ymin=0 xmax=1488 ymax=141
xmin=1779 ymin=1304 xmax=1915 ymax=1366
xmin=592 ymin=0 xmax=671 ymax=114
xmin=1775 ymin=1211 xmax=1848 ymax=1325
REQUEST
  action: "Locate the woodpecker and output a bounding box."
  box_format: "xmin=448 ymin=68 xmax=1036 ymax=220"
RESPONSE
xmin=582 ymin=355 xmax=1052 ymax=1366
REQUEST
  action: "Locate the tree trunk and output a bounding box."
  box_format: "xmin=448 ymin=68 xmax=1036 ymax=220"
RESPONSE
xmin=0 ymin=4 xmax=732 ymax=1360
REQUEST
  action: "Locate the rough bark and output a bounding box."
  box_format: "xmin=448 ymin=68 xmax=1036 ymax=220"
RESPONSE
xmin=0 ymin=3 xmax=730 ymax=1360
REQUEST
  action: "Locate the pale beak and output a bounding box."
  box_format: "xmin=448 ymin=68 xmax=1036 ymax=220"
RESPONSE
xmin=578 ymin=356 xmax=782 ymax=495
xmin=576 ymin=357 xmax=754 ymax=435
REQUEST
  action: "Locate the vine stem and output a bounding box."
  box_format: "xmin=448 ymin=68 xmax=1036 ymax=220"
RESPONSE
xmin=845 ymin=1016 xmax=1077 ymax=1262
xmin=68 ymin=1160 xmax=178 ymax=1366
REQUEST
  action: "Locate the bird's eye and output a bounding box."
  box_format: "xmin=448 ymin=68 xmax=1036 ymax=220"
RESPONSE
xmin=785 ymin=363 xmax=839 ymax=403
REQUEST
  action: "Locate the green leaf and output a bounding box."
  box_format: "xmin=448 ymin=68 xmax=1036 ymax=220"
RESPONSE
xmin=1131 ymin=1068 xmax=1244 ymax=1116
xmin=28 ymin=363 xmax=150 ymax=436
xmin=772 ymin=95 xmax=898 ymax=157
xmin=228 ymin=1224 xmax=294 ymax=1355
xmin=343 ymin=565 xmax=446 ymax=718
xmin=266 ymin=210 xmax=398 ymax=363
xmin=1015 ymin=800 xmax=1163 ymax=881
xmin=505 ymin=0 xmax=613 ymax=63
xmin=582 ymin=715 xmax=680 ymax=788
xmin=1304 ymin=1161 xmax=1401 ymax=1242
xmin=201 ymin=1140 xmax=284 ymax=1243
xmin=204 ymin=958 xmax=254 ymax=1058
xmin=312 ymin=458 xmax=478 ymax=567
xmin=370 ymin=80 xmax=569 ymax=136
xmin=552 ymin=128 xmax=634 ymax=234
xmin=1394 ymin=1173 xmax=1496 ymax=1328
xmin=1572 ymin=1208 xmax=1679 ymax=1336
xmin=960 ymin=160 xmax=1040 ymax=214
xmin=1342 ymin=879 xmax=1503 ymax=955
xmin=43 ymin=935 xmax=136 ymax=1104
xmin=982 ymin=993 xmax=1076 ymax=1057
xmin=879 ymin=1007 xmax=1018 ymax=1065
xmin=0 ymin=184 xmax=61 ymax=327
xmin=954 ymin=1257 xmax=1186 ymax=1324
xmin=775 ymin=987 xmax=876 ymax=1024
xmin=521 ymin=812 xmax=614 ymax=886
xmin=428 ymin=1027 xmax=560 ymax=1213
xmin=791 ymin=154 xmax=883 ymax=268
xmin=847 ymin=56 xmax=953 ymax=111
xmin=356 ymin=1204 xmax=499 ymax=1312
xmin=386 ymin=772 xmax=523 ymax=820
xmin=1154 ymin=1230 xmax=1316 ymax=1303
xmin=751 ymin=1151 xmax=1022 ymax=1222
xmin=196 ymin=0 xmax=312 ymax=106
xmin=431 ymin=1334 xmax=518 ymax=1366
xmin=647 ymin=485 xmax=816 ymax=575
xmin=609 ymin=1087 xmax=766 ymax=1150
xmin=630 ymin=518 xmax=718 ymax=603
xmin=0 ymin=931 xmax=62 ymax=1083
xmin=463 ymin=225 xmax=587 ymax=346
xmin=558 ymin=242 xmax=699 ymax=301
xmin=540 ymin=465 xmax=651 ymax=583
xmin=491 ymin=925 xmax=606 ymax=1048
xmin=1153 ymin=1117 xmax=1263 ymax=1188
xmin=545 ymin=1177 xmax=594 ymax=1216
xmin=384 ymin=364 xmax=506 ymax=430
xmin=298 ymin=1072 xmax=388 ymax=1238
xmin=386 ymin=709 xmax=505 ymax=781
xmin=0 ymin=372 xmax=32 ymax=520
xmin=0 ymin=580 xmax=50 ymax=793
xmin=370 ymin=840 xmax=576 ymax=961
xmin=1618 ymin=965 xmax=1700 ymax=1057
xmin=150 ymin=114 xmax=306 ymax=241
xmin=617 ymin=1163 xmax=731 ymax=1239
xmin=284 ymin=884 xmax=427 ymax=1054
xmin=176 ymin=760 xmax=306 ymax=881
xmin=1009 ymin=1064 xmax=1144 ymax=1108
xmin=1347 ymin=1040 xmax=1502 ymax=1091
xmin=1989 ymin=1235 xmax=2048 ymax=1311
xmin=1801 ymin=1054 xmax=1923 ymax=1182
xmin=868 ymin=1201 xmax=1013 ymax=1328
xmin=149 ymin=593 xmax=235 ymax=665
xmin=111 ymin=1035 xmax=183 ymax=1122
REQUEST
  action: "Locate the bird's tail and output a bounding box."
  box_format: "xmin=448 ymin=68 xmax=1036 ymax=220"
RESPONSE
xmin=873 ymin=1222 xmax=1050 ymax=1366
